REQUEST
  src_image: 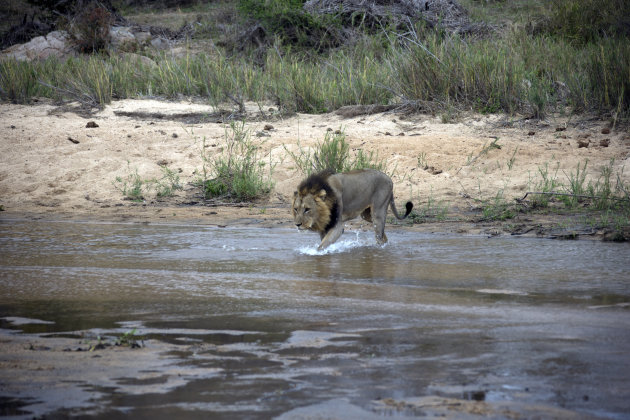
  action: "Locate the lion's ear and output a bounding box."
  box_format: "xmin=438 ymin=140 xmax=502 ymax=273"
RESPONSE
xmin=317 ymin=189 xmax=327 ymax=198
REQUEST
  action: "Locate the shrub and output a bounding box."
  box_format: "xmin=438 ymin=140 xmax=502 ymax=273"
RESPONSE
xmin=200 ymin=121 xmax=273 ymax=201
xmin=67 ymin=2 xmax=113 ymax=53
xmin=286 ymin=129 xmax=387 ymax=175
xmin=237 ymin=0 xmax=342 ymax=51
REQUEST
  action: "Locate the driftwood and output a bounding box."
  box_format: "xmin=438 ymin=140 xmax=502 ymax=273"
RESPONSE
xmin=516 ymin=191 xmax=629 ymax=203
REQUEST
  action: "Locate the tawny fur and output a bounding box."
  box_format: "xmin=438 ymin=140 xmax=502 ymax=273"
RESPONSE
xmin=292 ymin=169 xmax=413 ymax=249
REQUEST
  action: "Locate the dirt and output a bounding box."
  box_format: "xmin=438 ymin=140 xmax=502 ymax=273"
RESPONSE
xmin=1 ymin=99 xmax=629 ymax=239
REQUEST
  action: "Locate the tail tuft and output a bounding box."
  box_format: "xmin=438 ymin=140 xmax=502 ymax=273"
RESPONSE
xmin=404 ymin=201 xmax=413 ymax=217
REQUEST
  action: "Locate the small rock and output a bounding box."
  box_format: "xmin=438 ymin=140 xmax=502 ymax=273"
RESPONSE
xmin=67 ymin=136 xmax=80 ymax=144
xmin=86 ymin=121 xmax=99 ymax=128
xmin=263 ymin=124 xmax=274 ymax=131
xmin=110 ymin=26 xmax=137 ymax=51
xmin=121 ymin=52 xmax=157 ymax=68
xmin=577 ymin=139 xmax=589 ymax=148
xmin=172 ymin=133 xmax=178 ymax=138
xmin=150 ymin=37 xmax=169 ymax=50
xmin=157 ymin=159 xmax=169 ymax=167
xmin=134 ymin=31 xmax=152 ymax=45
xmin=600 ymin=139 xmax=610 ymax=147
xmin=528 ymin=131 xmax=535 ymax=136
xmin=556 ymin=126 xmax=566 ymax=132
xmin=601 ymin=127 xmax=611 ymax=134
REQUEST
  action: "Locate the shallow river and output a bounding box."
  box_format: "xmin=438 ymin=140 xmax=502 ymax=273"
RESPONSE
xmin=1 ymin=220 xmax=629 ymax=419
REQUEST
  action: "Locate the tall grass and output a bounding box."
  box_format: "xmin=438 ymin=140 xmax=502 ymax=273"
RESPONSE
xmin=388 ymin=29 xmax=629 ymax=117
xmin=0 ymin=26 xmax=628 ymax=117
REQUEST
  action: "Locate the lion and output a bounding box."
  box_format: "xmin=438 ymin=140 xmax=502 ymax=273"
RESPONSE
xmin=292 ymin=169 xmax=413 ymax=250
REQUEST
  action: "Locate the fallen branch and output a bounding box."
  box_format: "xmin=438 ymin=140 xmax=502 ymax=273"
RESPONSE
xmin=516 ymin=191 xmax=629 ymax=203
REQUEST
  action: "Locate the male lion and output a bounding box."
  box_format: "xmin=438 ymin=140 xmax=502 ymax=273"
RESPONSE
xmin=292 ymin=169 xmax=413 ymax=250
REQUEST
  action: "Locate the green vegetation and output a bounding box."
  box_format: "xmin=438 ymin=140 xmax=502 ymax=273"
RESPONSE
xmin=113 ymin=161 xmax=145 ymax=201
xmin=85 ymin=328 xmax=143 ymax=351
xmin=285 ymin=129 xmax=387 ymax=175
xmin=116 ymin=328 xmax=142 ymax=348
xmin=407 ymin=189 xmax=449 ymax=224
xmin=1 ymin=1 xmax=628 ymax=118
xmin=153 ymin=165 xmax=183 ymax=198
xmin=545 ymin=0 xmax=630 ymax=45
xmin=197 ymin=121 xmax=273 ymax=201
xmin=113 ymin=161 xmax=182 ymax=201
xmin=238 ymin=0 xmax=343 ymax=51
xmin=472 ymin=159 xmax=630 ymax=239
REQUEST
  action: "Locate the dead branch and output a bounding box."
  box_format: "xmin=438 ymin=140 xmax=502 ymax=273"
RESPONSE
xmin=516 ymin=191 xmax=630 ymax=203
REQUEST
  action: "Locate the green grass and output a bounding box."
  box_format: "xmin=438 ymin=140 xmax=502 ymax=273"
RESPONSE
xmin=473 ymin=159 xmax=630 ymax=239
xmin=2 ymin=18 xmax=628 ymax=117
xmin=2 ymin=0 xmax=629 ymax=117
xmin=407 ymin=190 xmax=449 ymax=224
xmin=113 ymin=161 xmax=183 ymax=201
xmin=285 ymin=129 xmax=387 ymax=176
xmin=113 ymin=161 xmax=145 ymax=201
xmin=197 ymin=121 xmax=274 ymax=201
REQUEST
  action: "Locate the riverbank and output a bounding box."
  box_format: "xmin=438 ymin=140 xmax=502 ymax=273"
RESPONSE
xmin=1 ymin=99 xmax=629 ymax=240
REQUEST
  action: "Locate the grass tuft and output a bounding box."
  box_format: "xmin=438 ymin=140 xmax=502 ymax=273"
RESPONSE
xmin=198 ymin=121 xmax=274 ymax=201
xmin=285 ymin=129 xmax=387 ymax=176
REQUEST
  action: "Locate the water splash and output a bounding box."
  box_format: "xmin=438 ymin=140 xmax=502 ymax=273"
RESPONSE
xmin=297 ymin=231 xmax=380 ymax=255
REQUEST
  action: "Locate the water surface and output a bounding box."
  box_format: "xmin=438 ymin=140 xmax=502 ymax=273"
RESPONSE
xmin=1 ymin=220 xmax=629 ymax=418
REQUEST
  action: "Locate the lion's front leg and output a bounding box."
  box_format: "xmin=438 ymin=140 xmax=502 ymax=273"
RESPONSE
xmin=318 ymin=224 xmax=344 ymax=250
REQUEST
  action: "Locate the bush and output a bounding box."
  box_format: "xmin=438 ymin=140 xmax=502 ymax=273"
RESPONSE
xmin=68 ymin=3 xmax=113 ymax=53
xmin=547 ymin=0 xmax=630 ymax=44
xmin=200 ymin=121 xmax=273 ymax=201
xmin=237 ymin=0 xmax=342 ymax=51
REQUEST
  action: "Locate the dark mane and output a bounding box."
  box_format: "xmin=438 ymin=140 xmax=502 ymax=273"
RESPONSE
xmin=297 ymin=169 xmax=334 ymax=196
xmin=297 ymin=170 xmax=339 ymax=233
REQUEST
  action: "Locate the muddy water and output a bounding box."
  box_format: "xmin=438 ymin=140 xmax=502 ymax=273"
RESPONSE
xmin=1 ymin=219 xmax=629 ymax=419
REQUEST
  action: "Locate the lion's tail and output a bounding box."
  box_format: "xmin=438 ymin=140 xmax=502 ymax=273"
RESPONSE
xmin=390 ymin=195 xmax=413 ymax=220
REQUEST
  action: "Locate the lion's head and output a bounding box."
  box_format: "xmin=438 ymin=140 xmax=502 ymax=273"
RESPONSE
xmin=292 ymin=171 xmax=338 ymax=233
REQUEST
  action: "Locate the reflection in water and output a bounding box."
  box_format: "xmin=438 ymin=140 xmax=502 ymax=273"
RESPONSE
xmin=1 ymin=219 xmax=630 ymax=419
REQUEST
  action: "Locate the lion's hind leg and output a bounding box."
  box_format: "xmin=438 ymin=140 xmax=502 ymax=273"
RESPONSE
xmin=372 ymin=206 xmax=388 ymax=245
xmin=373 ymin=223 xmax=388 ymax=245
